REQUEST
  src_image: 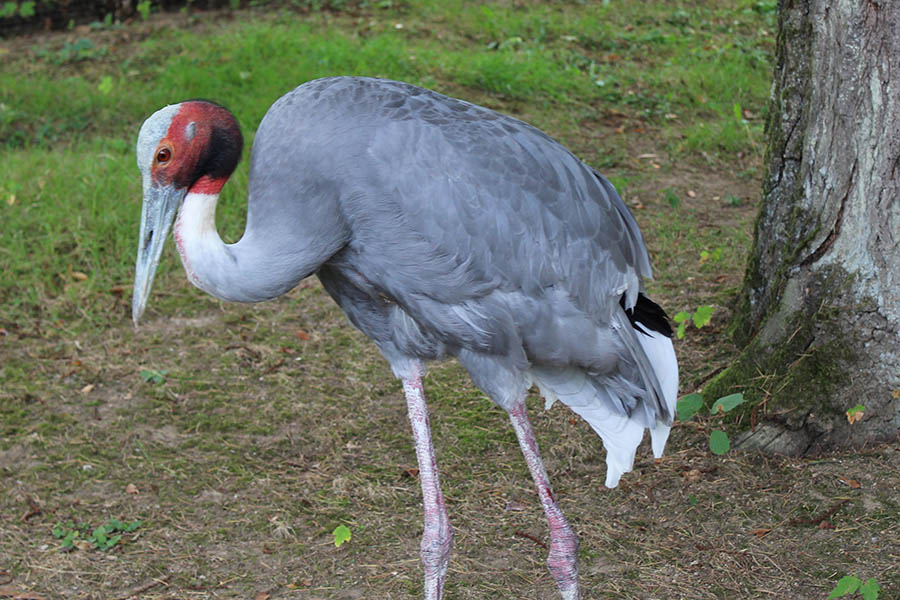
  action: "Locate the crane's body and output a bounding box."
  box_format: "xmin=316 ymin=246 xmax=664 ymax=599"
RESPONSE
xmin=133 ymin=77 xmax=678 ymax=600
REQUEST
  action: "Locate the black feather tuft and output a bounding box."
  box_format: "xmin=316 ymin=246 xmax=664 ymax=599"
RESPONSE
xmin=620 ymin=293 xmax=673 ymax=338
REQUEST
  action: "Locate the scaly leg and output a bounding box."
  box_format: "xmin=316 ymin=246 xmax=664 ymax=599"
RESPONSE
xmin=509 ymin=400 xmax=579 ymax=600
xmin=403 ymin=375 xmax=453 ymax=600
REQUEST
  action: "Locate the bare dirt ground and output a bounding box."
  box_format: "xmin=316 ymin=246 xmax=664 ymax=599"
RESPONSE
xmin=2 ymin=246 xmax=898 ymax=600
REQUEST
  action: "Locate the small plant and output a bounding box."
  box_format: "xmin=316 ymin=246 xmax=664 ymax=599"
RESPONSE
xmin=664 ymin=188 xmax=680 ymax=209
xmin=97 ymin=75 xmax=114 ymax=96
xmin=827 ymin=575 xmax=879 ymax=599
xmin=139 ymin=369 xmax=167 ymax=384
xmin=52 ymin=519 xmax=142 ymax=552
xmin=0 ymin=1 xmax=34 ymax=19
xmin=724 ymin=193 xmax=743 ymax=207
xmin=699 ymin=247 xmax=723 ymax=264
xmin=677 ymin=392 xmax=746 ymax=455
xmin=672 ymin=305 xmax=714 ymax=339
xmin=333 ymin=524 xmax=351 ymax=547
xmin=35 ymin=38 xmax=108 ymax=65
xmin=136 ymin=0 xmax=151 ymax=20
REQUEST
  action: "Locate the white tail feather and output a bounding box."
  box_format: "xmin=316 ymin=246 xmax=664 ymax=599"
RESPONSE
xmin=529 ymin=328 xmax=678 ymax=488
xmin=637 ymin=328 xmax=679 ymax=458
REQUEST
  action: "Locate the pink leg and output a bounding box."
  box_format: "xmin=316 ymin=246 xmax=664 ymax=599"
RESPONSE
xmin=509 ymin=401 xmax=579 ymax=600
xmin=403 ymin=375 xmax=453 ymax=600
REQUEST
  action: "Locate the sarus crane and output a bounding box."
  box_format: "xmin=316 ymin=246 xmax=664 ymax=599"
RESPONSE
xmin=132 ymin=76 xmax=678 ymax=600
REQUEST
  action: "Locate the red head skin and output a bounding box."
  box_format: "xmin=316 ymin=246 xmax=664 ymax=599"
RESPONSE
xmin=150 ymin=101 xmax=244 ymax=196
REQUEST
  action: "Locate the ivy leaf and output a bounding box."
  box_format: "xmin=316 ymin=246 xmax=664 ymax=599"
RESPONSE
xmin=859 ymin=578 xmax=880 ymax=600
xmin=676 ymin=393 xmax=703 ymax=421
xmin=709 ymin=430 xmax=730 ymax=455
xmin=711 ymin=393 xmax=745 ymax=414
xmin=692 ymin=305 xmax=714 ymax=328
xmin=333 ymin=524 xmax=351 ymax=547
xmin=827 ymin=575 xmax=861 ymax=598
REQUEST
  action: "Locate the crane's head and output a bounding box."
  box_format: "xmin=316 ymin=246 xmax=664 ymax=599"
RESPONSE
xmin=132 ymin=100 xmax=243 ymax=326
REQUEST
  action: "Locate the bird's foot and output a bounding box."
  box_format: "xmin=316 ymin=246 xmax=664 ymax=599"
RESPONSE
xmin=547 ymin=522 xmax=579 ymax=600
xmin=556 ymin=583 xmax=580 ymax=600
xmin=423 ymin=574 xmax=446 ymax=600
xmin=420 ymin=529 xmax=451 ymax=599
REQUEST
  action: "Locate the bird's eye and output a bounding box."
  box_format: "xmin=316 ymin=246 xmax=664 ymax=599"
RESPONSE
xmin=156 ymin=147 xmax=172 ymax=164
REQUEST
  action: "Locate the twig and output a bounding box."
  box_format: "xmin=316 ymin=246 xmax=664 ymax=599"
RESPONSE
xmin=263 ymin=359 xmax=285 ymax=374
xmin=514 ymin=531 xmax=547 ymax=550
xmin=788 ymin=499 xmax=850 ymax=527
xmin=112 ymin=574 xmax=171 ymax=600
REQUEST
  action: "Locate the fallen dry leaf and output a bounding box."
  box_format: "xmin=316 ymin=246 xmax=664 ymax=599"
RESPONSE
xmin=254 ymin=593 xmax=270 ymax=600
xmin=748 ymin=528 xmax=772 ymax=537
xmin=847 ymin=409 xmax=864 ymax=424
xmin=79 ymin=384 xmax=94 ymax=394
xmin=687 ymin=190 xmax=697 ymax=198
xmin=294 ymin=330 xmax=311 ymax=341
xmin=125 ymin=483 xmax=139 ymax=494
xmin=838 ymin=476 xmax=861 ymax=489
xmin=71 ymin=271 xmax=88 ymax=281
xmin=682 ymin=469 xmax=701 ymax=483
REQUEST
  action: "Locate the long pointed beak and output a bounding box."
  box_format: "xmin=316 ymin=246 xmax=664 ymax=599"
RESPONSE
xmin=132 ymin=183 xmax=186 ymax=326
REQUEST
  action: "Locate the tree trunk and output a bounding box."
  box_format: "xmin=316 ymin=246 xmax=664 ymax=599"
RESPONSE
xmin=705 ymin=0 xmax=900 ymax=454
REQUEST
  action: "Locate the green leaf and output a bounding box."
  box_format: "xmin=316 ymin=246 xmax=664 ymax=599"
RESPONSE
xmin=672 ymin=311 xmax=690 ymax=324
xmin=125 ymin=520 xmax=142 ymax=532
xmin=105 ymin=534 xmax=122 ymax=550
xmin=140 ymin=369 xmax=166 ymax=384
xmin=733 ymin=102 xmax=743 ymax=122
xmin=711 ymin=393 xmax=745 ymax=414
xmin=137 ymin=0 xmax=151 ymax=19
xmin=676 ymin=321 xmax=686 ymax=340
xmin=93 ymin=525 xmax=107 ymax=547
xmin=676 ymin=393 xmax=703 ymax=421
xmin=847 ymin=404 xmax=865 ymax=416
xmin=664 ymin=188 xmax=680 ymax=209
xmin=97 ymin=75 xmax=114 ymax=95
xmin=0 ymin=2 xmax=17 ymax=18
xmin=860 ymin=578 xmax=880 ymax=600
xmin=692 ymin=305 xmax=714 ymax=328
xmin=333 ymin=524 xmax=351 ymax=547
xmin=827 ymin=575 xmax=860 ymax=598
xmin=19 ymin=1 xmax=35 ymax=17
xmin=709 ymin=430 xmax=730 ymax=455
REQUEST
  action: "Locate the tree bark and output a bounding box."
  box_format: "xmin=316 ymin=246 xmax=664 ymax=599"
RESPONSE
xmin=706 ymin=0 xmax=900 ymax=454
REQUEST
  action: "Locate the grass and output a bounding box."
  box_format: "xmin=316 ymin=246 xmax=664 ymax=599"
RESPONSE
xmin=2 ymin=1 xmax=898 ymax=599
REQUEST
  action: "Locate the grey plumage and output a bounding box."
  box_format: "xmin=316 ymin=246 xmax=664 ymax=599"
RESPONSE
xmin=133 ymin=76 xmax=679 ymax=600
xmin=242 ymin=77 xmax=668 ymax=421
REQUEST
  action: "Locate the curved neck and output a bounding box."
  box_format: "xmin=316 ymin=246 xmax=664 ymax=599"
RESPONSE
xmin=173 ymin=191 xmax=328 ymax=303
